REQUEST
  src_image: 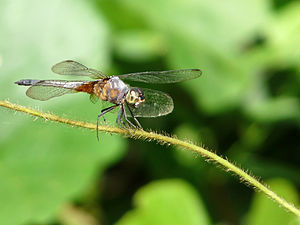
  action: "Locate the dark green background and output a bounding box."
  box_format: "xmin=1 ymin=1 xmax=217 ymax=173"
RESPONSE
xmin=0 ymin=0 xmax=299 ymax=224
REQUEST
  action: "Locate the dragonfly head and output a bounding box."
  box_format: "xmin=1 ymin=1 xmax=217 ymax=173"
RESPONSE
xmin=126 ymin=87 xmax=145 ymax=108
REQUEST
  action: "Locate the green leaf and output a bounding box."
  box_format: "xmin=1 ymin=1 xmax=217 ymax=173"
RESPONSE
xmin=0 ymin=111 xmax=126 ymax=225
xmin=115 ymin=179 xmax=211 ymax=225
xmin=246 ymin=178 xmax=300 ymax=225
xmin=0 ymin=0 xmax=109 ymax=102
xmin=0 ymin=0 xmax=125 ymax=224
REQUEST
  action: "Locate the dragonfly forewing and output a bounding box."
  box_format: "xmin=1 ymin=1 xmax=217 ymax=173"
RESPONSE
xmin=52 ymin=60 xmax=106 ymax=79
xmin=118 ymin=69 xmax=202 ymax=84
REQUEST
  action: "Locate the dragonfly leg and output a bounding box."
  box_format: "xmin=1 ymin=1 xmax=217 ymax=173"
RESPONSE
xmin=126 ymin=102 xmax=143 ymax=130
xmin=116 ymin=105 xmax=126 ymax=129
xmin=100 ymin=107 xmax=112 ymax=126
xmin=97 ymin=105 xmax=117 ymax=141
xmin=117 ymin=104 xmax=134 ymax=135
xmin=123 ymin=104 xmax=136 ymax=129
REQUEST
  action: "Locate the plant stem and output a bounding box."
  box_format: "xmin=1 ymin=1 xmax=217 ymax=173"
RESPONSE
xmin=1 ymin=100 xmax=299 ymax=217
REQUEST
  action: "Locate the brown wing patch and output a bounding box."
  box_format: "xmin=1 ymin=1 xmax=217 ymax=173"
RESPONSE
xmin=75 ymin=81 xmax=96 ymax=94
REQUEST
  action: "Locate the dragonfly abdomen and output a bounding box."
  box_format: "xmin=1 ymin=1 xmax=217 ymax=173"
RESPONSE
xmin=15 ymin=79 xmax=40 ymax=86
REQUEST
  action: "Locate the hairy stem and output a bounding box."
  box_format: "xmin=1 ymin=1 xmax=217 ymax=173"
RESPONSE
xmin=1 ymin=100 xmax=299 ymax=216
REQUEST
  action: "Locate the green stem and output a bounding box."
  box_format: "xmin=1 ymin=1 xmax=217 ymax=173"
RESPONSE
xmin=1 ymin=100 xmax=299 ymax=216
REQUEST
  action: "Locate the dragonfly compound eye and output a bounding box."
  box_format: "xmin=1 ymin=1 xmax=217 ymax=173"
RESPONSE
xmin=126 ymin=88 xmax=145 ymax=108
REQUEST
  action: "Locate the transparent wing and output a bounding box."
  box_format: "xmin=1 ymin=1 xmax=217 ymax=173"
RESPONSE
xmin=26 ymin=86 xmax=76 ymax=101
xmin=118 ymin=69 xmax=202 ymax=84
xmin=126 ymin=88 xmax=174 ymax=118
xmin=52 ymin=60 xmax=107 ymax=79
xmin=25 ymin=80 xmax=87 ymax=101
xmin=89 ymin=93 xmax=99 ymax=104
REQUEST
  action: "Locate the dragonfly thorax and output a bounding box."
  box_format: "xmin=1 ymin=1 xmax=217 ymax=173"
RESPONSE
xmin=94 ymin=76 xmax=129 ymax=104
xmin=126 ymin=87 xmax=145 ymax=108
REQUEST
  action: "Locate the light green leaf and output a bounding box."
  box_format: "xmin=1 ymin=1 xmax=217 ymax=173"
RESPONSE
xmin=0 ymin=111 xmax=126 ymax=225
xmin=121 ymin=0 xmax=271 ymax=51
xmin=116 ymin=179 xmax=211 ymax=225
xmin=243 ymin=96 xmax=300 ymax=122
xmin=113 ymin=30 xmax=166 ymax=62
xmin=0 ymin=0 xmax=109 ymax=102
xmin=266 ymin=2 xmax=300 ymax=69
xmin=0 ymin=0 xmax=126 ymax=225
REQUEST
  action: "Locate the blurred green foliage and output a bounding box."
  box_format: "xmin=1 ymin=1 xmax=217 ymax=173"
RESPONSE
xmin=0 ymin=0 xmax=300 ymax=224
xmin=116 ymin=179 xmax=211 ymax=225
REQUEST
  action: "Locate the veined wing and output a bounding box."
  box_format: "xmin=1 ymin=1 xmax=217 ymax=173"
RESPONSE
xmin=118 ymin=69 xmax=202 ymax=84
xmin=52 ymin=60 xmax=106 ymax=79
xmin=25 ymin=80 xmax=92 ymax=101
xmin=126 ymin=88 xmax=174 ymax=117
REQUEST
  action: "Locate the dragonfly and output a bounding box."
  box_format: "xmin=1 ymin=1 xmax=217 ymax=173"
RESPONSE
xmin=15 ymin=60 xmax=202 ymax=140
